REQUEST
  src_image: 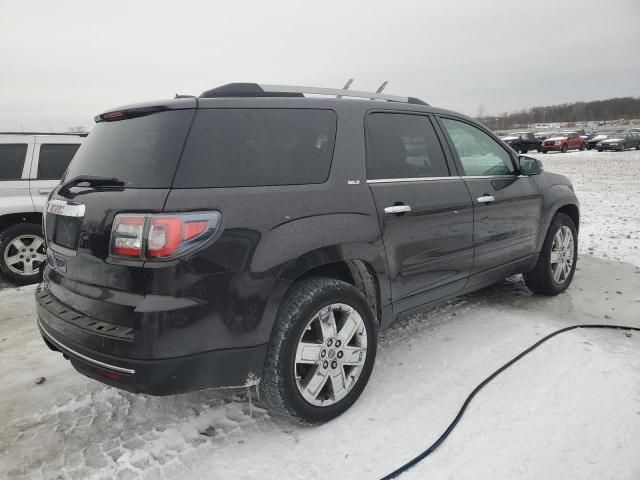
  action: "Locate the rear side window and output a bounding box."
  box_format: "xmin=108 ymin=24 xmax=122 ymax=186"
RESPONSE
xmin=366 ymin=113 xmax=449 ymax=180
xmin=0 ymin=144 xmax=27 ymax=180
xmin=37 ymin=144 xmax=80 ymax=179
xmin=65 ymin=110 xmax=194 ymax=188
xmin=174 ymin=109 xmax=337 ymax=188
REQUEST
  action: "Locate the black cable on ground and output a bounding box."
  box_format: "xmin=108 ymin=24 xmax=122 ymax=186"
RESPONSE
xmin=381 ymin=324 xmax=640 ymax=480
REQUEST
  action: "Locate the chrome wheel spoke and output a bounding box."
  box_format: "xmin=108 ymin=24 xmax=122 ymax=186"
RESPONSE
xmin=5 ymin=254 xmax=22 ymax=266
xmin=341 ymin=346 xmax=366 ymax=366
xmin=336 ymin=310 xmax=360 ymax=344
xmin=550 ymin=250 xmax=560 ymax=264
xmin=330 ymin=370 xmax=348 ymax=401
xmin=30 ymin=238 xmax=44 ymax=251
xmin=10 ymin=238 xmax=26 ymax=251
xmin=304 ymin=368 xmax=329 ymax=400
xmin=318 ymin=307 xmax=337 ymax=342
xmin=22 ymin=261 xmax=34 ymax=275
xmin=295 ymin=342 xmax=323 ymax=364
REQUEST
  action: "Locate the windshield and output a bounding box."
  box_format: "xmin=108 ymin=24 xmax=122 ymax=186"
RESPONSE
xmin=64 ymin=110 xmax=194 ymax=188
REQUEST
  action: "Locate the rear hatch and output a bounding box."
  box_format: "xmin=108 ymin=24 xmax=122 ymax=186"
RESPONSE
xmin=44 ymin=102 xmax=196 ymax=326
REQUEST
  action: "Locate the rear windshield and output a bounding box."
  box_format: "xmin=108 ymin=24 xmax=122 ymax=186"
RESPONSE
xmin=174 ymin=108 xmax=337 ymax=188
xmin=64 ymin=110 xmax=194 ymax=188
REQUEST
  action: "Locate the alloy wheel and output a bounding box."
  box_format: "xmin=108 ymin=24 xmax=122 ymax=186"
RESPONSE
xmin=550 ymin=226 xmax=575 ymax=285
xmin=3 ymin=234 xmax=46 ymax=276
xmin=293 ymin=303 xmax=368 ymax=407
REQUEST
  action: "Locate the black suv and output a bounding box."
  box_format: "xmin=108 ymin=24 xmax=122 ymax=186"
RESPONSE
xmin=36 ymin=83 xmax=579 ymax=424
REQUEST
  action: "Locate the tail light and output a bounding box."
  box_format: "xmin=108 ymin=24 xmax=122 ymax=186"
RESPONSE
xmin=110 ymin=211 xmax=222 ymax=260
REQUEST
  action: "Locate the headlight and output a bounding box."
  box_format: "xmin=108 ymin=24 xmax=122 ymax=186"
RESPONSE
xmin=555 ymin=141 xmax=561 ymax=145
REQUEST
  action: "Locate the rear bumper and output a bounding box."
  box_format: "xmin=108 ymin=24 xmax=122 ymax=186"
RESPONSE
xmin=37 ymin=299 xmax=267 ymax=395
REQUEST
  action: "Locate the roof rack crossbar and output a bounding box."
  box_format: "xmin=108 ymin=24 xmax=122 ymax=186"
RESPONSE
xmin=259 ymin=84 xmax=413 ymax=103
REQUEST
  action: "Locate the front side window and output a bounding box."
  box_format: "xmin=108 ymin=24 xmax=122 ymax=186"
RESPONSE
xmin=441 ymin=118 xmax=514 ymax=176
xmin=175 ymin=109 xmax=337 ymax=188
xmin=366 ymin=113 xmax=449 ymax=179
xmin=0 ymin=144 xmax=27 ymax=180
xmin=37 ymin=144 xmax=80 ymax=180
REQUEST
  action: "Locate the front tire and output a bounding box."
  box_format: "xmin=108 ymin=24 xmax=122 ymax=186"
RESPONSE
xmin=524 ymin=213 xmax=577 ymax=295
xmin=0 ymin=223 xmax=46 ymax=285
xmin=561 ymin=144 xmax=568 ymax=153
xmin=260 ymin=277 xmax=378 ymax=424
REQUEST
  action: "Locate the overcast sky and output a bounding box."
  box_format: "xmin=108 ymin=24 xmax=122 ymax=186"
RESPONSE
xmin=1 ymin=0 xmax=639 ymax=131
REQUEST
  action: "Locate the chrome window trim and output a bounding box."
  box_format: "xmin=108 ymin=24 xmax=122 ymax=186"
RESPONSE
xmin=38 ymin=317 xmax=136 ymax=375
xmin=461 ymin=175 xmax=519 ymax=180
xmin=367 ymin=176 xmax=462 ymax=184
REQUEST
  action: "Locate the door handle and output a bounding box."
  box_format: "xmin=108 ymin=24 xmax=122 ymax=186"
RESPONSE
xmin=384 ymin=205 xmax=412 ymax=214
xmin=39 ymin=189 xmax=53 ymax=195
xmin=477 ymin=195 xmax=495 ymax=204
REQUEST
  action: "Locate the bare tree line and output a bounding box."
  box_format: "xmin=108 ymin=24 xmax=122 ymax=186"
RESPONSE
xmin=477 ymin=97 xmax=640 ymax=130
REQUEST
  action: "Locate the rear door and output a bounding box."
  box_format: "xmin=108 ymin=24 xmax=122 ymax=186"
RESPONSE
xmin=0 ymin=136 xmax=35 ymax=214
xmin=29 ymin=136 xmax=82 ymax=212
xmin=366 ymin=112 xmax=474 ymax=313
xmin=437 ymin=116 xmax=541 ymax=281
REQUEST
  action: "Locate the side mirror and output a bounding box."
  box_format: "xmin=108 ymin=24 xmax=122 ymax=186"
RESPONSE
xmin=518 ymin=155 xmax=543 ymax=175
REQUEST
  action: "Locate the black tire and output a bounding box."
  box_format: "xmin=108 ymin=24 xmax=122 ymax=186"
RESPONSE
xmin=542 ymin=149 xmax=548 ymax=154
xmin=619 ymin=143 xmax=626 ymax=152
xmin=636 ymin=144 xmax=639 ymax=150
xmin=521 ymin=148 xmax=528 ymax=154
xmin=260 ymin=277 xmax=378 ymax=424
xmin=0 ymin=223 xmax=46 ymax=285
xmin=524 ymin=213 xmax=578 ymax=295
xmin=579 ymin=143 xmax=585 ymax=151
xmin=561 ymin=144 xmax=568 ymax=153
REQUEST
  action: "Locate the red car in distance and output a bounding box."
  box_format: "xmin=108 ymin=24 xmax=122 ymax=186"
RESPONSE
xmin=541 ymin=131 xmax=586 ymax=153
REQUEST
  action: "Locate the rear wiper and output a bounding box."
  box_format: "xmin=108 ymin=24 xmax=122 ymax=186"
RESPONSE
xmin=58 ymin=175 xmax=125 ymax=198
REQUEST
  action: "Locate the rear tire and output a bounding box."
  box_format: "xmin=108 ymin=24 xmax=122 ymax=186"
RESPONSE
xmin=260 ymin=277 xmax=378 ymax=424
xmin=524 ymin=213 xmax=577 ymax=295
xmin=521 ymin=148 xmax=528 ymax=154
xmin=0 ymin=223 xmax=46 ymax=285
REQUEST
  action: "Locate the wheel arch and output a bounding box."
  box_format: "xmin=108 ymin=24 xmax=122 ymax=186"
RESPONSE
xmin=259 ymin=246 xmax=390 ymax=348
xmin=0 ymin=212 xmax=43 ymax=233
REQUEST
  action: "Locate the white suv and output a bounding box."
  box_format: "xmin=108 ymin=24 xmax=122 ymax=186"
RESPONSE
xmin=0 ymin=133 xmax=84 ymax=284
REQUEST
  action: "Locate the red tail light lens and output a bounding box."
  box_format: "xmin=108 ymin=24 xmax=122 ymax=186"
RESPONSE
xmin=112 ymin=216 xmax=145 ymax=257
xmin=148 ymin=217 xmax=182 ymax=257
xmin=110 ymin=211 xmax=221 ymax=260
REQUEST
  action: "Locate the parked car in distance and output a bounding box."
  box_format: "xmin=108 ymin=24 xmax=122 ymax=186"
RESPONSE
xmin=500 ymin=131 xmax=542 ymax=153
xmin=586 ymin=133 xmax=608 ymax=150
xmin=535 ymin=132 xmax=559 ymax=142
xmin=0 ymin=133 xmax=85 ymax=284
xmin=36 ymin=83 xmax=580 ymax=424
xmin=596 ymin=131 xmax=640 ymax=151
xmin=541 ymin=131 xmax=586 ymax=153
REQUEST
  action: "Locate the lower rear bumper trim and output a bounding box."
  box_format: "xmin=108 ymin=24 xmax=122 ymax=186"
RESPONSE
xmin=38 ymin=316 xmax=136 ymax=375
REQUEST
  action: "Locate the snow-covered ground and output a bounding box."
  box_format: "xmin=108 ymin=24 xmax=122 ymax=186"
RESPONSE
xmin=1 ymin=149 xmax=639 ymax=480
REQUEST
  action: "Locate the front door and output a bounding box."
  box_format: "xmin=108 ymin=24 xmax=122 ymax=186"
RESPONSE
xmin=366 ymin=112 xmax=474 ymax=313
xmin=438 ymin=116 xmax=542 ymax=279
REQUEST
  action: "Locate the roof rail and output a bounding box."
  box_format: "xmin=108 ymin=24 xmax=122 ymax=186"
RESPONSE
xmin=0 ymin=131 xmax=88 ymax=137
xmin=199 ymin=83 xmax=429 ymax=105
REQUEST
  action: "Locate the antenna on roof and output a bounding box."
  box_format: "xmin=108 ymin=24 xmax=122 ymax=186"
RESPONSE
xmin=375 ymin=81 xmax=388 ymax=94
xmin=337 ymin=78 xmax=354 ymax=99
